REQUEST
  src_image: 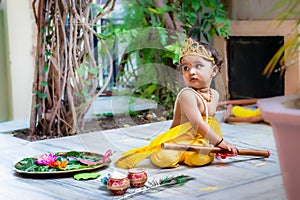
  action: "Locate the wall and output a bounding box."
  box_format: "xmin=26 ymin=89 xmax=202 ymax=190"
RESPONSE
xmin=215 ymin=21 xmax=300 ymax=97
xmin=0 ymin=1 xmax=10 ymax=122
xmin=215 ymin=0 xmax=300 ymax=97
xmin=0 ymin=0 xmax=34 ymax=121
xmin=223 ymin=0 xmax=299 ymax=20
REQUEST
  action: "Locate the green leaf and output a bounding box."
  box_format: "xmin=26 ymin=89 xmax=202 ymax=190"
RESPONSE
xmin=164 ymin=44 xmax=176 ymax=52
xmin=187 ymin=13 xmax=197 ymax=24
xmin=64 ymin=164 xmax=83 ymax=170
xmin=96 ymin=32 xmax=112 ymax=40
xmin=65 ymin=151 xmax=82 ymax=157
xmin=75 ymin=65 xmax=86 ymax=75
xmin=103 ymin=112 xmax=113 ymax=117
xmin=158 ymin=28 xmax=168 ymax=45
xmin=48 ymin=26 xmax=54 ymax=32
xmin=192 ymin=0 xmax=201 ymax=10
xmin=147 ymin=84 xmax=157 ymax=94
xmin=215 ymin=17 xmax=227 ymax=23
xmin=74 ymin=172 xmax=101 ymax=180
xmin=45 ymin=35 xmax=52 ymax=42
xmin=83 ymin=80 xmax=91 ymax=86
xmin=41 ymin=81 xmax=48 ymax=87
xmin=38 ymin=93 xmax=47 ymax=99
xmin=156 ymin=7 xmax=166 ymax=14
xmin=82 ymin=88 xmax=89 ymax=97
xmin=75 ymin=92 xmax=83 ymax=98
xmin=88 ymin=68 xmax=98 ymax=75
xmin=45 ymin=51 xmax=52 ymax=57
xmin=150 ymin=20 xmax=161 ymax=27
xmin=202 ymin=0 xmax=211 ymax=7
xmin=42 ymin=66 xmax=49 ymax=73
xmin=202 ymin=19 xmax=208 ymax=29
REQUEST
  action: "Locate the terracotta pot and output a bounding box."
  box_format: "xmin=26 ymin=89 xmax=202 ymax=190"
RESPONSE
xmin=258 ymin=95 xmax=300 ymax=200
xmin=107 ymin=174 xmax=130 ymax=196
xmin=128 ymin=168 xmax=148 ymax=188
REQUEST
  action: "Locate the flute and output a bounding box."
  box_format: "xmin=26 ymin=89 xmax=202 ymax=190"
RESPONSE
xmin=161 ymin=143 xmax=270 ymax=158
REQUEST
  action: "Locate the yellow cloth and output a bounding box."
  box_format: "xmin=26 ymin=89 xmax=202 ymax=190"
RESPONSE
xmin=231 ymin=105 xmax=261 ymax=118
xmin=115 ymin=117 xmax=222 ymax=169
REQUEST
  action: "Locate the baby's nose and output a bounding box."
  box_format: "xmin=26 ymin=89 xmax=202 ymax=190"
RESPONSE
xmin=189 ymin=67 xmax=196 ymax=74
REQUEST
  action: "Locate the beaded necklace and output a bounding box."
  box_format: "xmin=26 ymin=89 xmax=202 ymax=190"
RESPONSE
xmin=197 ymin=88 xmax=212 ymax=102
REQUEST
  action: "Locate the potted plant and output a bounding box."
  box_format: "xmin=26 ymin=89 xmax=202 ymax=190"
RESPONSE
xmin=258 ymin=1 xmax=300 ymax=199
xmin=258 ymin=96 xmax=300 ymax=200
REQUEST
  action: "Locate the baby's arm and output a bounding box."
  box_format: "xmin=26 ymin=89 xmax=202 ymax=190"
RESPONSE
xmin=178 ymin=89 xmax=221 ymax=144
xmin=178 ymin=89 xmax=238 ymax=155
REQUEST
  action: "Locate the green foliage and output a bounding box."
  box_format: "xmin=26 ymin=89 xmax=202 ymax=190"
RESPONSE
xmin=106 ymin=0 xmax=230 ymax=118
xmin=264 ymin=0 xmax=300 ymax=76
xmin=267 ymin=0 xmax=300 ymax=22
xmin=171 ymin=0 xmax=231 ymax=40
xmin=164 ymin=41 xmax=181 ymax=63
xmin=34 ymin=90 xmax=47 ymax=99
xmin=14 ymin=151 xmax=102 ymax=172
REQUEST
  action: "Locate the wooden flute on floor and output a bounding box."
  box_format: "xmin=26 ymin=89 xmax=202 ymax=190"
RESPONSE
xmin=161 ymin=143 xmax=270 ymax=158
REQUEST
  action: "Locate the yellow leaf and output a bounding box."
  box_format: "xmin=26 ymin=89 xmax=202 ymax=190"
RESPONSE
xmin=200 ymin=186 xmax=218 ymax=191
xmin=147 ymin=7 xmax=160 ymax=14
xmin=255 ymin=162 xmax=266 ymax=167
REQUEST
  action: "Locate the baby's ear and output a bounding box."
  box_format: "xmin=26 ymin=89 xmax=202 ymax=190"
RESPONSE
xmin=211 ymin=65 xmax=219 ymax=77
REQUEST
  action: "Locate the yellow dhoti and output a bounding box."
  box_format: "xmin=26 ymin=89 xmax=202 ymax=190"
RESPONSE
xmin=115 ymin=117 xmax=222 ymax=169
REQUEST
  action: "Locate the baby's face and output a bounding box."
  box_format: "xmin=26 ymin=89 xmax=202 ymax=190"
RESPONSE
xmin=181 ymin=56 xmax=216 ymax=89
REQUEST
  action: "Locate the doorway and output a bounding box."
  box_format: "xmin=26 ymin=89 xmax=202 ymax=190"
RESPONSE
xmin=227 ymin=36 xmax=284 ymax=99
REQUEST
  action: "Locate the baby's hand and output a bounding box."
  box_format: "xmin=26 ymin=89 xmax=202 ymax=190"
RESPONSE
xmin=217 ymin=140 xmax=238 ymax=156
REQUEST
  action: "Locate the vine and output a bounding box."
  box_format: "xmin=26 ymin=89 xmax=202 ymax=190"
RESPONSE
xmin=31 ymin=0 xmax=116 ymax=136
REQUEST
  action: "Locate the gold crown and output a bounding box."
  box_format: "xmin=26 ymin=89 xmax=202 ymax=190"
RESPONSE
xmin=179 ymin=38 xmax=215 ymax=63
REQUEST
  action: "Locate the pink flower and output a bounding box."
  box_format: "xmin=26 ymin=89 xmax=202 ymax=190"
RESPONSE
xmin=36 ymin=153 xmax=57 ymax=165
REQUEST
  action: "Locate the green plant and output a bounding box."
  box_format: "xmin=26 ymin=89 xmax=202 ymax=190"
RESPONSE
xmin=107 ymin=0 xmax=231 ymax=119
xmin=264 ymin=0 xmax=300 ymax=77
xmin=172 ymin=0 xmax=231 ymax=40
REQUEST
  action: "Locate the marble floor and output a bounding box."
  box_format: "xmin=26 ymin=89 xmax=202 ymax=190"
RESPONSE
xmin=0 ymin=114 xmax=286 ymax=200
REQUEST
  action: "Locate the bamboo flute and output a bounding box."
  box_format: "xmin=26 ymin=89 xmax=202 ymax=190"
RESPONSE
xmin=161 ymin=143 xmax=270 ymax=158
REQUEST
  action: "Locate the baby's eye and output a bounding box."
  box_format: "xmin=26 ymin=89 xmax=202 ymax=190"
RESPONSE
xmin=183 ymin=66 xmax=190 ymax=71
xmin=195 ymin=64 xmax=204 ymax=69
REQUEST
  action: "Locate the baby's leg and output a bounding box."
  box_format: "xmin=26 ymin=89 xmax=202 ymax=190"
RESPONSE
xmin=183 ymin=151 xmax=214 ymax=166
xmin=150 ymin=149 xmax=183 ymax=168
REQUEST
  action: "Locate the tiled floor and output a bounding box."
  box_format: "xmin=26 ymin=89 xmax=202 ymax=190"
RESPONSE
xmin=0 ymin=115 xmax=286 ymax=200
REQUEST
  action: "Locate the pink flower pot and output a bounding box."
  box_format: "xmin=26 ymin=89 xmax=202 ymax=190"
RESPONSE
xmin=128 ymin=168 xmax=148 ymax=188
xmin=258 ymin=95 xmax=300 ymax=200
xmin=107 ymin=174 xmax=130 ymax=196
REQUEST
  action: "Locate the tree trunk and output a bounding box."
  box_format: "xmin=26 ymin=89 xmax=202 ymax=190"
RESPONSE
xmin=30 ymin=0 xmax=116 ymax=136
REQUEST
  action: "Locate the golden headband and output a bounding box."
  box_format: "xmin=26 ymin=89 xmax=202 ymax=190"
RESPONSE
xmin=179 ymin=38 xmax=215 ymax=63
